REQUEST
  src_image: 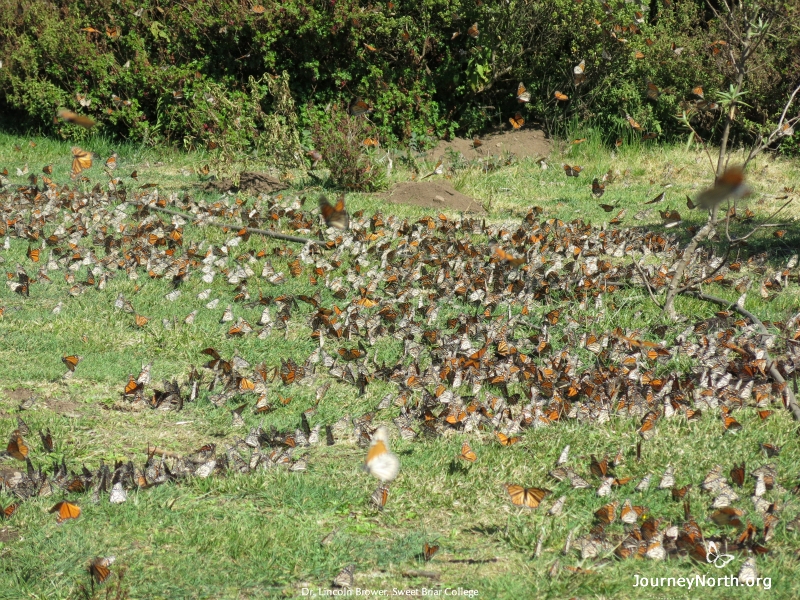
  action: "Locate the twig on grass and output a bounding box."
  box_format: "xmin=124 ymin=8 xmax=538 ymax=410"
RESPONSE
xmin=137 ymin=203 xmax=321 ymax=246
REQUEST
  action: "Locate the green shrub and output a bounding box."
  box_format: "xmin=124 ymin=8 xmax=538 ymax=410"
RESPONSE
xmin=0 ymin=0 xmax=797 ymax=151
xmin=309 ymin=103 xmax=386 ymax=191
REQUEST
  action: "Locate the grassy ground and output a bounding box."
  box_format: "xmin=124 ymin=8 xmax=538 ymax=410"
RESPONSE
xmin=1 ymin=130 xmax=799 ymax=600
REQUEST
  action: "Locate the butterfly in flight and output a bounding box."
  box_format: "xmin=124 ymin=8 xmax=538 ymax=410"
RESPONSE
xmin=319 ymin=194 xmax=350 ymax=230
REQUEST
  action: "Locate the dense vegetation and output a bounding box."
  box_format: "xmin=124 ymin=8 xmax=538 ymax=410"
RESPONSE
xmin=1 ymin=0 xmax=798 ymax=155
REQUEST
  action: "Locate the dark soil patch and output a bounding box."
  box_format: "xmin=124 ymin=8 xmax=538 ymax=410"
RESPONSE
xmin=3 ymin=388 xmax=33 ymax=403
xmin=0 ymin=527 xmax=19 ymax=543
xmin=201 ymin=172 xmax=288 ymax=195
xmin=430 ymin=128 xmax=550 ymax=160
xmin=380 ymin=181 xmax=485 ymax=213
xmin=44 ymin=398 xmax=83 ymax=418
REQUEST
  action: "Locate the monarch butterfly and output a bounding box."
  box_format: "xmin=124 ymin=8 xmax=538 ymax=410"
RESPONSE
xmin=467 ymin=22 xmax=479 ymax=38
xmin=371 ymin=485 xmax=389 ymax=509
xmin=280 ymin=358 xmax=305 ymax=385
xmin=365 ymin=426 xmax=400 ymax=482
xmin=495 ymin=432 xmax=521 ymax=446
xmin=642 ymin=132 xmax=658 ymax=140
xmin=1 ymin=502 xmax=19 ymax=519
xmin=492 ymin=246 xmax=525 ymax=267
xmin=472 ymin=137 xmax=483 ymax=148
xmin=319 ymin=194 xmax=350 ymax=230
xmin=57 ymin=109 xmax=96 ymax=129
xmin=671 ymin=484 xmax=691 ymax=500
xmin=104 ymin=154 xmax=118 ymax=171
xmin=134 ymin=314 xmax=149 ymax=327
xmin=598 ymin=203 xmax=616 ymax=213
xmin=459 ymin=441 xmax=477 ymax=462
xmin=70 ymin=146 xmax=92 ymax=179
xmin=545 ymin=309 xmax=561 ymax=325
xmin=634 ymin=50 xmax=645 ymax=59
xmin=26 ymin=245 xmax=40 ymax=262
xmin=509 ymin=112 xmax=525 ymax=129
xmin=590 ymin=455 xmax=611 ymax=478
xmin=554 ymin=91 xmax=569 ymax=101
xmin=620 ymin=499 xmax=646 ymax=524
xmin=723 ymin=413 xmax=742 ymax=433
xmin=594 ymin=500 xmax=619 ymax=524
xmin=625 ymin=113 xmax=643 ymax=131
xmin=332 ymin=564 xmax=355 ymax=589
xmin=423 ymin=542 xmax=439 ymax=561
xmin=573 ymin=60 xmax=586 ymax=86
xmin=348 ymin=98 xmax=372 ymax=117
xmin=50 ymin=500 xmax=81 ymax=523
xmin=338 ymin=346 xmax=366 ymax=361
xmin=615 ymin=138 xmax=623 ymax=147
xmin=422 ymin=158 xmax=444 ymax=179
xmin=516 ymin=82 xmax=531 ymax=103
xmin=42 ymin=164 xmax=53 ymax=175
xmin=363 ymin=137 xmax=379 ymax=147
xmin=62 ymin=354 xmax=83 ymax=372
xmin=773 ymin=230 xmax=787 ymax=239
xmin=7 ymin=431 xmax=28 ymax=460
xmin=251 ymin=4 xmax=266 ymax=13
xmin=88 ymin=556 xmax=115 ymax=584
xmin=563 ymin=164 xmax=582 ymax=177
xmin=729 ymin=462 xmax=745 ymax=487
xmin=506 ymin=484 xmax=551 ymax=508
xmin=646 ymin=81 xmax=660 ymax=101
xmin=40 ymin=429 xmax=54 ymax=452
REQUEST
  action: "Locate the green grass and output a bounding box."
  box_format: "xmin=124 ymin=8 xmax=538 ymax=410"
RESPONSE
xmin=1 ymin=130 xmax=800 ymax=599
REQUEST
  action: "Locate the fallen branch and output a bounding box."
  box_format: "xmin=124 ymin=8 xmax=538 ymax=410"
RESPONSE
xmin=686 ymin=291 xmax=800 ymax=422
xmin=137 ymin=203 xmax=322 ymax=246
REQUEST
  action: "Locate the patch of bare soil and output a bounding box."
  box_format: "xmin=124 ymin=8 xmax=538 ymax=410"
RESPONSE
xmin=3 ymin=388 xmax=33 ymax=403
xmin=430 ymin=128 xmax=550 ymax=160
xmin=0 ymin=527 xmax=19 ymax=543
xmin=201 ymin=172 xmax=288 ymax=195
xmin=44 ymin=398 xmax=83 ymax=418
xmin=380 ymin=181 xmax=485 ymax=213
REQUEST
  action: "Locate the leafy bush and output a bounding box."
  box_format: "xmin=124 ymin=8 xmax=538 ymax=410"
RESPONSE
xmin=0 ymin=0 xmax=797 ymax=151
xmin=309 ymin=104 xmax=386 ymax=191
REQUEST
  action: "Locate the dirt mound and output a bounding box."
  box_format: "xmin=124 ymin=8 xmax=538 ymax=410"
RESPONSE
xmin=201 ymin=172 xmax=288 ymax=195
xmin=380 ymin=181 xmax=485 ymax=213
xmin=430 ymin=128 xmax=550 ymax=160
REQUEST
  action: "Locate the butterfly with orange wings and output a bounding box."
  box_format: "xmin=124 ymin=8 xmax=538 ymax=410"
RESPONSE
xmin=50 ymin=500 xmax=81 ymax=523
xmin=89 ymin=556 xmax=115 ymax=584
xmin=506 ymin=484 xmax=551 ymax=508
xmin=57 ymin=109 xmax=96 ymax=129
xmin=509 ymin=112 xmax=525 ymax=129
xmin=319 ymin=194 xmax=350 ymax=230
xmin=563 ymin=164 xmax=582 ymax=177
xmin=70 ymin=146 xmax=92 ymax=179
xmin=459 ymin=441 xmax=477 ymax=462
xmin=516 ymin=82 xmax=531 ymax=103
xmin=348 ymin=98 xmax=373 ymax=117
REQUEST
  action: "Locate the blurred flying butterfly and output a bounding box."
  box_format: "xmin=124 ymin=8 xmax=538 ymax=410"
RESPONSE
xmin=509 ymin=112 xmax=525 ymax=129
xmin=573 ymin=60 xmax=586 ymax=86
xmin=57 ymin=109 xmax=96 ymax=129
xmin=646 ymin=81 xmax=661 ymax=101
xmin=496 ymin=432 xmax=521 ymax=446
xmin=625 ymin=113 xmax=643 ymax=131
xmin=319 ymin=194 xmax=350 ymax=230
xmin=365 ymin=426 xmax=400 ymax=482
xmin=554 ymin=91 xmax=569 ymax=101
xmin=50 ymin=500 xmax=81 ymax=523
xmin=506 ymin=484 xmax=551 ymax=508
xmin=70 ymin=146 xmax=93 ymax=179
xmin=563 ymin=164 xmax=582 ymax=177
xmin=467 ymin=23 xmax=479 ymax=38
xmin=348 ymin=98 xmax=372 ymax=117
xmin=590 ymin=178 xmax=606 ymax=199
xmin=62 ymin=354 xmax=83 ymax=372
xmin=516 ymin=82 xmax=531 ymax=103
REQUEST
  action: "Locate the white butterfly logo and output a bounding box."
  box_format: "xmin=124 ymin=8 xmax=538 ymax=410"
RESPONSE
xmin=706 ymin=541 xmax=735 ymax=568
